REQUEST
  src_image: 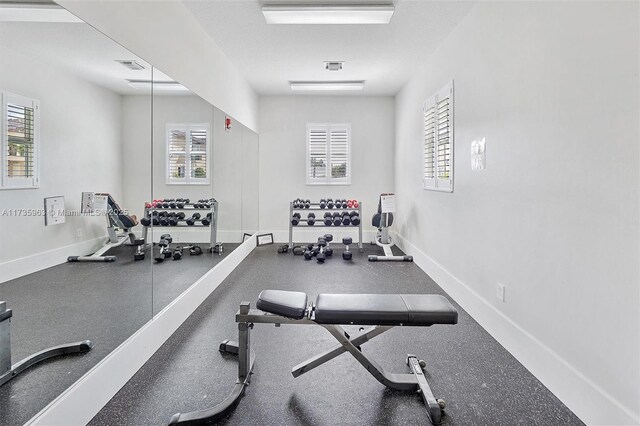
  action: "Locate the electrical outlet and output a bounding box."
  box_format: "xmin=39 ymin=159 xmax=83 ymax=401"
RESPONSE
xmin=76 ymin=228 xmax=83 ymax=238
xmin=497 ymin=282 xmax=506 ymax=303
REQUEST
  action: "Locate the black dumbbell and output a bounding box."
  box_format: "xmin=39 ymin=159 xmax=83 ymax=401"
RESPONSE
xmin=201 ymin=217 xmax=211 ymax=226
xmin=324 ymin=216 xmax=333 ymax=225
xmin=152 ymin=217 xmax=160 ymax=226
xmin=141 ymin=217 xmax=151 ymax=226
xmin=159 ymin=217 xmax=170 ymax=226
xmin=340 ymin=200 xmax=348 ymax=209
xmin=304 ymin=199 xmax=311 ymax=209
xmin=342 ymin=237 xmax=353 ymax=260
xmin=327 ymin=199 xmax=334 ymax=209
xmin=151 ymin=211 xmax=159 ymax=217
xmin=307 ymin=212 xmax=316 ymax=226
xmin=173 ymin=246 xmax=183 ymax=260
xmin=291 ymin=212 xmax=301 ymax=226
xmin=175 ymin=212 xmax=186 ymax=220
xmin=342 ymin=215 xmax=351 ymax=226
xmin=186 ymin=212 xmax=201 ymax=226
xmin=351 ymin=214 xmax=360 ymax=226
xmin=319 ymin=199 xmax=327 ymax=209
xmin=333 ymin=216 xmax=342 ymax=226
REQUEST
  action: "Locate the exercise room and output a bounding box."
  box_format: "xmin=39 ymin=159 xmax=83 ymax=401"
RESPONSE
xmin=0 ymin=1 xmax=637 ymax=425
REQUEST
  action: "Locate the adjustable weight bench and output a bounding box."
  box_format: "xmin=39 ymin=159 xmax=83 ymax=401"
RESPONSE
xmin=169 ymin=290 xmax=458 ymax=425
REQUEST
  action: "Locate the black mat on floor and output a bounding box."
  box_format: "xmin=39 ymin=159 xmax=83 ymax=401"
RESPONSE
xmin=0 ymin=242 xmax=238 ymax=426
xmin=90 ymin=245 xmax=583 ymax=426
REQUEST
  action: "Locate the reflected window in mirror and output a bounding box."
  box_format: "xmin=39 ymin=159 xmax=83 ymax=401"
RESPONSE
xmin=2 ymin=92 xmax=40 ymax=189
xmin=166 ymin=123 xmax=210 ymax=185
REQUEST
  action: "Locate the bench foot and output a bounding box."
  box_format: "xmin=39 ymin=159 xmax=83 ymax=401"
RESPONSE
xmin=407 ymin=355 xmax=444 ymax=425
xmin=0 ymin=340 xmax=93 ymax=387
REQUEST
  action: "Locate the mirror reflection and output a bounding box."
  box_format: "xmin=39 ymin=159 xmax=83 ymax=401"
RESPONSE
xmin=0 ymin=18 xmax=154 ymax=425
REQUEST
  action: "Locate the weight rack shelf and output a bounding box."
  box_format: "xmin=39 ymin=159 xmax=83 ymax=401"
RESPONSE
xmin=141 ymin=200 xmax=221 ymax=250
xmin=288 ymin=202 xmax=364 ymax=252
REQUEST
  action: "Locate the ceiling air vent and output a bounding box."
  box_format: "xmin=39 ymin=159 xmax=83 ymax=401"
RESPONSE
xmin=324 ymin=61 xmax=344 ymax=71
xmin=116 ymin=60 xmax=146 ymax=71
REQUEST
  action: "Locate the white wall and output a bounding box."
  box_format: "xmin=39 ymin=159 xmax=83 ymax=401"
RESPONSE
xmin=241 ymin=126 xmax=260 ymax=235
xmin=258 ymin=96 xmax=395 ymax=243
xmin=57 ymin=0 xmax=259 ymax=133
xmin=394 ymin=2 xmax=639 ymax=424
xmin=0 ymin=44 xmax=123 ymax=280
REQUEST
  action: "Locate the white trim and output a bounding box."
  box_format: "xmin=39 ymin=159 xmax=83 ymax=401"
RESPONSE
xmin=392 ymin=231 xmax=640 ymax=426
xmin=266 ymin=228 xmax=377 ymax=245
xmin=137 ymin=228 xmax=245 ymax=244
xmin=26 ymin=233 xmax=258 ymax=426
xmin=0 ymin=236 xmax=106 ymax=283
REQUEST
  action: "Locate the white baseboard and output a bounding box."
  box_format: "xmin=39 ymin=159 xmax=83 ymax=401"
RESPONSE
xmin=393 ymin=232 xmax=640 ymax=426
xmin=267 ymin=228 xmax=377 ymax=246
xmin=26 ymin=233 xmax=258 ymax=426
xmin=136 ymin=229 xmax=243 ymax=244
xmin=1 ymin=237 xmax=106 ymax=283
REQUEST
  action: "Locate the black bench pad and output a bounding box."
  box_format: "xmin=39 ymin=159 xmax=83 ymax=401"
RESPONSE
xmin=314 ymin=293 xmax=458 ymax=326
xmin=257 ymin=290 xmax=308 ymax=319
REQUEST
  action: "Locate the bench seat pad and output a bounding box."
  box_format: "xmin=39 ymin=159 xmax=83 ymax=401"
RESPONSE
xmin=314 ymin=293 xmax=457 ymax=326
xmin=257 ymin=290 xmax=308 ymax=319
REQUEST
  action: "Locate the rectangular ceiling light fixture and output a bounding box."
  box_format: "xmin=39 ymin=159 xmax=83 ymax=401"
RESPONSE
xmin=263 ymin=4 xmax=394 ymax=25
xmin=289 ymin=81 xmax=365 ymax=91
xmin=127 ymin=80 xmax=189 ymax=91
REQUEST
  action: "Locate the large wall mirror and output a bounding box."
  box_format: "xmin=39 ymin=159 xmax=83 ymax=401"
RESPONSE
xmin=0 ymin=4 xmax=259 ymax=423
xmin=0 ymin=12 xmax=155 ymax=425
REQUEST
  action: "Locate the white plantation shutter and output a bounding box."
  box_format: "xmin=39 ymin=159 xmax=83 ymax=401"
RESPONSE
xmin=423 ymin=100 xmax=436 ymax=188
xmin=307 ymin=123 xmax=351 ymax=185
xmin=166 ymin=124 xmax=210 ymax=184
xmin=423 ymin=81 xmax=453 ymax=192
xmin=2 ymin=92 xmax=39 ymax=189
xmin=330 ymin=128 xmax=349 ymax=182
xmin=308 ymin=127 xmax=327 ymax=180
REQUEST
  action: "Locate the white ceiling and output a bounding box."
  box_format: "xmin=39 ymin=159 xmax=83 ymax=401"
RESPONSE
xmin=182 ymin=0 xmax=477 ymax=96
xmin=0 ymin=21 xmax=184 ymax=95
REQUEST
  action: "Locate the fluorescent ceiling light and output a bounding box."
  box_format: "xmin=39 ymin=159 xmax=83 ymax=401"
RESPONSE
xmin=290 ymin=81 xmax=364 ymax=91
xmin=127 ymin=80 xmax=189 ymax=92
xmin=263 ymin=4 xmax=394 ymax=25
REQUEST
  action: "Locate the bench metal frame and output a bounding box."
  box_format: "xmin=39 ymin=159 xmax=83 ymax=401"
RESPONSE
xmin=0 ymin=301 xmax=93 ymax=387
xmin=169 ymin=301 xmax=446 ymax=425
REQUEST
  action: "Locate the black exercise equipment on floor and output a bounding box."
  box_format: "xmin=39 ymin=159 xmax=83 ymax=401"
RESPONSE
xmin=0 ymin=301 xmax=93 ymax=387
xmin=169 ymin=290 xmax=458 ymax=425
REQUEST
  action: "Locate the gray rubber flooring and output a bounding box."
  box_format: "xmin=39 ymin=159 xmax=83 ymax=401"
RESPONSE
xmin=90 ymin=245 xmax=583 ymax=426
xmin=0 ymin=242 xmax=238 ymax=426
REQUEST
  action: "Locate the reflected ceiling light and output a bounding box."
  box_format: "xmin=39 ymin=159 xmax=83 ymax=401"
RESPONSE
xmin=262 ymin=4 xmax=394 ymax=25
xmin=127 ymin=80 xmax=189 ymax=91
xmin=289 ymin=81 xmax=364 ymax=91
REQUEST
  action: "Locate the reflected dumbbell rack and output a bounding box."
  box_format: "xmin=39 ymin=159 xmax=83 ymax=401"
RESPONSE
xmin=140 ymin=198 xmax=222 ymax=253
xmin=288 ymin=200 xmax=363 ymax=252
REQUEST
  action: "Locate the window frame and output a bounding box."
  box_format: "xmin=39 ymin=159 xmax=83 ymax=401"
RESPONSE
xmin=166 ymin=123 xmax=211 ymax=185
xmin=306 ymin=123 xmax=352 ymax=186
xmin=423 ymin=81 xmax=454 ymax=193
xmin=1 ymin=91 xmax=40 ymax=190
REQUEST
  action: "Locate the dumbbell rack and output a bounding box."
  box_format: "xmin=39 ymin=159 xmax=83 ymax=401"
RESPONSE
xmin=141 ymin=200 xmax=221 ymax=251
xmin=288 ymin=202 xmax=364 ymax=252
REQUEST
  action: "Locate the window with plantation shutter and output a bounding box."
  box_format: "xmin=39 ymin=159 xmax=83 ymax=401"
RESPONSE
xmin=1 ymin=92 xmax=40 ymax=189
xmin=307 ymin=123 xmax=351 ymax=185
xmin=166 ymin=123 xmax=210 ymax=185
xmin=423 ymin=81 xmax=454 ymax=192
